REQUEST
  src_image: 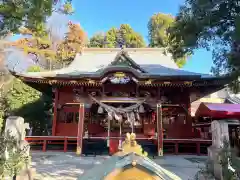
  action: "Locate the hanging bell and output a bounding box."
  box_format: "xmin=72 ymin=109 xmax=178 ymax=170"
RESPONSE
xmin=119 ymin=115 xmax=123 ymax=122
xmin=130 ymin=112 xmax=135 ymax=125
xmin=114 ymin=113 xmax=122 ymax=122
xmin=130 ymin=112 xmax=135 ymax=119
xmin=126 ymin=113 xmax=131 ymax=123
xmin=98 ymin=106 xmax=104 ymax=114
xmin=139 ymin=104 xmax=145 ymax=113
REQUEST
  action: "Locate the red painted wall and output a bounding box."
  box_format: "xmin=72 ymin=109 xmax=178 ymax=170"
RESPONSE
xmin=55 ymin=86 xmax=196 ymax=139
xmin=58 ymin=87 xmax=76 ymax=104
xmin=56 ymin=123 xmax=78 ymax=136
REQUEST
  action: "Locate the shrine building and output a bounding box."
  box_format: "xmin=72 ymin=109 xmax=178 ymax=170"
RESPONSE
xmin=10 ymin=48 xmax=232 ymax=155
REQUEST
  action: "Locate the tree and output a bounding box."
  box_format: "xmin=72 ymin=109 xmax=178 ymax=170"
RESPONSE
xmin=148 ymin=13 xmax=187 ymax=68
xmin=105 ymin=28 xmax=118 ymax=48
xmin=89 ymin=24 xmax=146 ymax=48
xmin=148 ymin=13 xmax=174 ymax=48
xmin=26 ymin=65 xmax=42 ymax=72
xmin=0 ymin=94 xmax=9 ymax=132
xmin=3 ymin=66 xmax=52 ymax=135
xmin=0 ymin=36 xmax=13 ymax=81
xmin=5 ymin=78 xmax=42 ymax=125
xmin=168 ymin=0 xmax=240 ymax=91
xmin=88 ymin=33 xmax=106 ymax=48
xmin=11 ymin=31 xmax=56 ymax=69
xmin=0 ymin=0 xmax=73 ymax=37
xmin=0 ymin=131 xmax=30 ymax=179
xmin=57 ymin=21 xmax=87 ymax=65
xmin=0 ymin=102 xmax=6 ymax=132
xmin=117 ymin=24 xmax=146 ymax=48
xmin=0 ymin=37 xmax=15 ymax=132
xmin=11 ymin=21 xmax=86 ymax=69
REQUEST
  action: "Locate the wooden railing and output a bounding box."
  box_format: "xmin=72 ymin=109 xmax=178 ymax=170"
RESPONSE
xmin=25 ymin=136 xmax=212 ymax=155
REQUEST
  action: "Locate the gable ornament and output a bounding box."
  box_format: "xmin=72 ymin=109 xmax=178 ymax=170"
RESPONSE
xmin=115 ymin=133 xmax=148 ymax=157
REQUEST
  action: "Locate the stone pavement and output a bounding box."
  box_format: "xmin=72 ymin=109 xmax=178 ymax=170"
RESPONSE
xmin=30 ymin=152 xmax=207 ymax=180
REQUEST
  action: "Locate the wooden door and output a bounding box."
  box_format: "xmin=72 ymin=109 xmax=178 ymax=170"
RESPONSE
xmin=56 ymin=105 xmax=79 ymax=136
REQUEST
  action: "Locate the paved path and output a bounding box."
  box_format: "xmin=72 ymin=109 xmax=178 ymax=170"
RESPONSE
xmin=30 ymin=152 xmax=207 ymax=180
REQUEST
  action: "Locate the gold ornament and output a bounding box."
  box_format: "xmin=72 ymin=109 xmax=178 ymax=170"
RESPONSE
xmin=114 ymin=72 xmax=126 ymax=78
xmin=144 ymin=79 xmax=152 ymax=85
xmin=131 ymin=160 xmax=137 ymax=166
xmin=115 ymin=133 xmax=148 ymax=157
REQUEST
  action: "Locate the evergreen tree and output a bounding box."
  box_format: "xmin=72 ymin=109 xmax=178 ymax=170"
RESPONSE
xmin=2 ymin=66 xmax=53 ymax=135
xmin=89 ymin=24 xmax=146 ymax=48
xmin=0 ymin=131 xmax=30 ymax=179
xmin=148 ymin=13 xmax=188 ymax=68
xmin=169 ymin=0 xmax=240 ymax=91
xmin=0 ymin=0 xmax=73 ymax=36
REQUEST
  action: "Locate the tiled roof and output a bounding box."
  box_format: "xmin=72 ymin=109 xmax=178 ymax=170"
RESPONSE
xmin=195 ymin=102 xmax=240 ymax=118
xmin=8 ymin=48 xmax=213 ymax=79
xmin=140 ymin=64 xmax=211 ymax=77
xmin=78 ymin=152 xmax=181 ymax=180
xmin=56 ymin=48 xmax=179 ymax=73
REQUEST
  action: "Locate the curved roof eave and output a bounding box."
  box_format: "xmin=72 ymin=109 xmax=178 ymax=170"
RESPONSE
xmin=7 ymin=48 xmax=231 ymax=82
xmin=78 ymin=153 xmax=181 ymax=180
xmin=10 ymin=65 xmax=214 ymax=80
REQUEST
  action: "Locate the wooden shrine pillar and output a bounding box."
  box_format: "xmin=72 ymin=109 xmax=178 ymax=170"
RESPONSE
xmin=157 ymin=103 xmax=163 ymax=156
xmin=186 ymin=90 xmax=191 ymax=117
xmin=52 ymin=88 xmax=59 ymax=136
xmin=76 ymin=103 xmax=85 ymax=155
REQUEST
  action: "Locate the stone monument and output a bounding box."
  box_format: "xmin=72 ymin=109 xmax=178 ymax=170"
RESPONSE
xmin=4 ymin=116 xmax=33 ymax=180
xmin=208 ymin=120 xmax=229 ymax=180
xmin=5 ymin=116 xmax=26 ymax=140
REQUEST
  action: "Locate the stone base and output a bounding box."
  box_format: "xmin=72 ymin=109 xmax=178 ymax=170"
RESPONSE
xmin=16 ymin=168 xmax=36 ymax=180
xmin=208 ymin=146 xmax=223 ymax=180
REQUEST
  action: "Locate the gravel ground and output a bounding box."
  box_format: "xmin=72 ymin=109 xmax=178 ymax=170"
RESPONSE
xmin=28 ymin=152 xmax=207 ymax=180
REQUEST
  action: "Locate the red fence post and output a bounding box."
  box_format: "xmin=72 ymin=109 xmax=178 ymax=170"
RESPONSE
xmin=43 ymin=140 xmax=47 ymax=152
xmin=175 ymin=141 xmax=179 ymax=155
xmin=64 ymin=137 xmax=68 ymax=152
xmin=196 ymin=142 xmax=200 ymax=155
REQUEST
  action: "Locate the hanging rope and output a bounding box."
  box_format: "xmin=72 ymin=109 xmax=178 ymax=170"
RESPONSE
xmin=89 ymin=95 xmax=148 ymax=132
xmin=89 ymin=95 xmax=148 ymax=150
xmin=89 ymin=95 xmax=147 ymax=114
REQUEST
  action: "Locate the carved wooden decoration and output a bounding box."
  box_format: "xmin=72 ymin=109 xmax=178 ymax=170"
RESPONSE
xmin=109 ymin=72 xmax=131 ymax=84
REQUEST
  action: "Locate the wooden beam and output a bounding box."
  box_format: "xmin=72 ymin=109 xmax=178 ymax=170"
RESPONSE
xmin=76 ymin=103 xmax=85 ymax=155
xmin=52 ymin=88 xmax=59 ymax=136
xmin=157 ymin=103 xmax=163 ymax=156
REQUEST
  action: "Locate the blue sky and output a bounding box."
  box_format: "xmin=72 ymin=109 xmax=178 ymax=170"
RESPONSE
xmin=11 ymin=0 xmax=213 ymax=74
xmin=69 ymin=0 xmax=213 ymax=74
